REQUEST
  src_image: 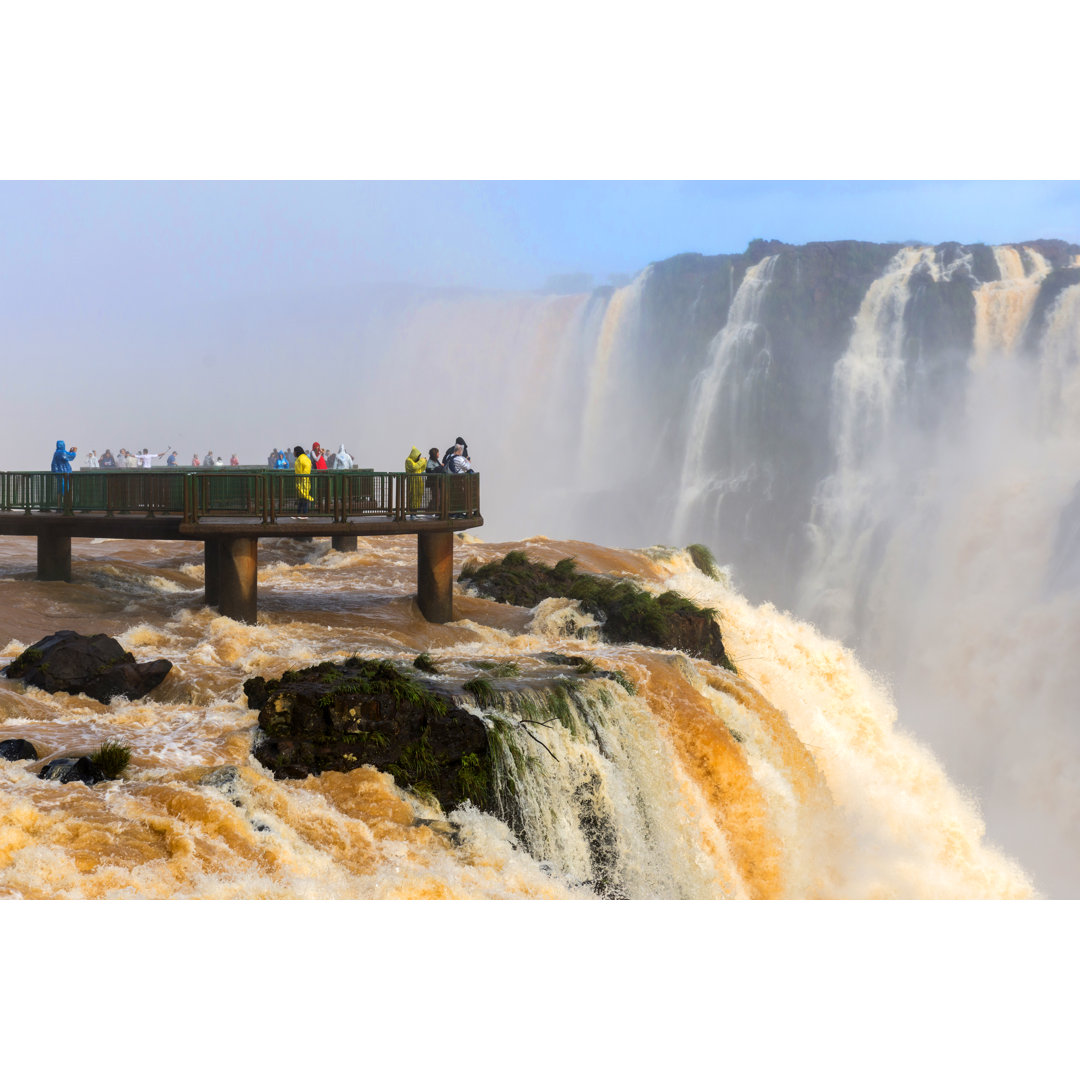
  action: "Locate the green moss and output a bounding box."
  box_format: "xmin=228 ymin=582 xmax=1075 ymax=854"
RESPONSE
xmin=606 ymin=670 xmax=638 ymax=696
xmin=546 ymin=684 xmax=576 ymax=731
xmin=89 ymin=739 xmax=131 ymax=780
xmin=462 ymin=676 xmax=499 ymax=709
xmin=340 ymin=729 xmax=390 ymax=748
xmin=687 ymin=543 xmax=721 ymax=580
xmin=304 ymin=659 xmax=446 ymax=716
xmin=469 ymin=659 xmax=521 ymax=678
xmin=396 ymin=732 xmax=440 ymax=784
xmin=456 ymin=752 xmax=491 ymax=807
xmin=459 ymin=551 xmax=726 ymax=664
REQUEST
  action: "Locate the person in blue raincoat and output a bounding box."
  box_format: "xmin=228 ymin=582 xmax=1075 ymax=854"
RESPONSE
xmin=51 ymin=439 xmax=78 ymax=500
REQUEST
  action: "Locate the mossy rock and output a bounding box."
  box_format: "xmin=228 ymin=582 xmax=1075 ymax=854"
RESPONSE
xmin=244 ymin=659 xmax=492 ymax=810
xmin=460 ymin=552 xmax=734 ymax=671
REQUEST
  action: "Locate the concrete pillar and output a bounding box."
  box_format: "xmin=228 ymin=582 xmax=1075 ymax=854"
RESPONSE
xmin=218 ymin=537 xmax=258 ymax=624
xmin=204 ymin=540 xmax=221 ymax=607
xmin=417 ymin=531 xmax=454 ymax=623
xmin=331 ymin=535 xmax=357 ymax=553
xmin=37 ymin=533 xmax=72 ymax=582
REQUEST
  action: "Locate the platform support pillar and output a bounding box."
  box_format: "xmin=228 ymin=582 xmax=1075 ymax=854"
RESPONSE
xmin=331 ymin=535 xmax=358 ymax=553
xmin=218 ymin=538 xmax=258 ymax=624
xmin=204 ymin=540 xmax=221 ymax=606
xmin=417 ymin=531 xmax=453 ymax=623
xmin=37 ymin=533 xmax=72 ymax=582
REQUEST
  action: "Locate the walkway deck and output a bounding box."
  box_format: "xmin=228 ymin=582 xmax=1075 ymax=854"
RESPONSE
xmin=0 ymin=470 xmax=482 ymax=623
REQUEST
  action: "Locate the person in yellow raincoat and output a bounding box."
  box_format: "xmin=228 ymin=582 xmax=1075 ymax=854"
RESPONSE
xmin=405 ymin=445 xmax=426 ymax=514
xmin=293 ymin=444 xmax=313 ymax=517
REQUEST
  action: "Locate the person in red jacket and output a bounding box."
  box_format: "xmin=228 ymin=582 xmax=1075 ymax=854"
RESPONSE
xmin=312 ymin=442 xmax=328 ymax=470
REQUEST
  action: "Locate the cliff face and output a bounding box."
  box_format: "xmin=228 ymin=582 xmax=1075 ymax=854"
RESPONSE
xmin=592 ymin=238 xmax=1080 ymax=606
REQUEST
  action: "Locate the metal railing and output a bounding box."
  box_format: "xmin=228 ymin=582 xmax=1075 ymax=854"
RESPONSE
xmin=0 ymin=470 xmax=481 ymax=525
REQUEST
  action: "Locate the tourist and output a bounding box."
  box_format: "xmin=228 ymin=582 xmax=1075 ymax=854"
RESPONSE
xmin=442 ymin=435 xmax=469 ymax=468
xmin=405 ymin=446 xmax=426 ymax=514
xmin=51 ymin=439 xmax=77 ymax=472
xmin=203 ymin=451 xmax=214 ymax=467
xmin=447 ymin=444 xmax=475 ymax=474
xmin=85 ymin=450 xmax=98 ymax=468
xmin=267 ymin=448 xmax=278 ymax=467
xmin=293 ymin=445 xmax=313 ymax=517
xmin=51 ymin=439 xmax=77 ymax=497
xmin=136 ymin=447 xmax=170 ymax=468
xmin=333 ymin=444 xmax=354 ymax=470
xmin=230 ymin=453 xmax=240 ymax=466
xmin=214 ymin=456 xmax=224 ymax=467
xmin=99 ymin=449 xmax=116 ymax=468
xmin=425 ymin=447 xmax=444 ymax=473
xmin=312 ymin=442 xmax=328 ymax=470
xmin=191 ymin=453 xmax=201 ymax=467
xmin=166 ymin=450 xmax=178 ymax=466
xmin=274 ymin=450 xmax=289 ymax=469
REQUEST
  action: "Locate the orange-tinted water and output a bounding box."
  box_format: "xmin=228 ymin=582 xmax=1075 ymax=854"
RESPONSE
xmin=0 ymin=534 xmax=1035 ymax=898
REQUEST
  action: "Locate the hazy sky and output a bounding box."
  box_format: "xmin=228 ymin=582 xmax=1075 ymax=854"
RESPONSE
xmin=2 ymin=179 xmax=1078 ymax=469
xmin=3 ymin=181 xmax=1078 ymax=303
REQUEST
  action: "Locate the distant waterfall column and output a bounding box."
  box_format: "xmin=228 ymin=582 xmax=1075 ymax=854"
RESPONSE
xmin=218 ymin=538 xmax=258 ymax=624
xmin=37 ymin=532 xmax=72 ymax=582
xmin=204 ymin=540 xmax=221 ymax=607
xmin=417 ymin=531 xmax=453 ymax=623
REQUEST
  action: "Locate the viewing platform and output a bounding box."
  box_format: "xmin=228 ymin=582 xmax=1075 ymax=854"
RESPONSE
xmin=0 ymin=469 xmax=483 ymax=623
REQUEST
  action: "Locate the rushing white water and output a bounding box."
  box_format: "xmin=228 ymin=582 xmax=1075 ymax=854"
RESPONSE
xmin=673 ymin=256 xmax=778 ymax=538
xmin=0 ymin=533 xmax=1034 ymax=898
xmin=799 ymin=247 xmax=934 ymax=642
xmin=972 ymin=246 xmax=1050 ymax=366
xmin=6 ymin=238 xmax=1079 ymax=895
xmin=790 ymin=247 xmax=1080 ymax=895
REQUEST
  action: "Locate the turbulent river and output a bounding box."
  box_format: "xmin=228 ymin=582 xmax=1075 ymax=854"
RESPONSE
xmin=0 ymin=532 xmax=1034 ymax=899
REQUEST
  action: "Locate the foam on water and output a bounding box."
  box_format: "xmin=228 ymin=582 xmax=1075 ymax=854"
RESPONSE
xmin=0 ymin=533 xmax=1037 ymax=898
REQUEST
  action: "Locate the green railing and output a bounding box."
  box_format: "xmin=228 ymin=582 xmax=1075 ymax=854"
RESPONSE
xmin=0 ymin=470 xmax=481 ymax=525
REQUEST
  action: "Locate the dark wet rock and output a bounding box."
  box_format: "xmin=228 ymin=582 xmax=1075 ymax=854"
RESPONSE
xmin=583 ymin=237 xmax=1080 ymax=612
xmin=246 ymin=658 xmax=492 ymax=811
xmin=38 ymin=756 xmax=108 ymax=786
xmin=2 ymin=630 xmax=172 ymax=703
xmin=1024 ymin=267 xmax=1080 ymax=351
xmin=200 ymin=765 xmax=242 ymax=791
xmin=0 ymin=738 xmax=39 ymax=762
xmin=411 ymin=818 xmax=462 ymax=844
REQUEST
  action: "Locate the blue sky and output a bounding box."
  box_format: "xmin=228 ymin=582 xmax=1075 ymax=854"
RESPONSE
xmin=3 ymin=181 xmax=1078 ymax=304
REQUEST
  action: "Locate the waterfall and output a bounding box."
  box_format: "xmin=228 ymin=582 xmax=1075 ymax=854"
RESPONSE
xmin=799 ymin=247 xmax=933 ymax=642
xmin=972 ymin=246 xmax=1050 ymax=366
xmin=673 ymin=255 xmax=778 ymax=539
xmin=446 ymin=550 xmax=1033 ymax=899
xmin=577 ymin=269 xmax=652 ymax=490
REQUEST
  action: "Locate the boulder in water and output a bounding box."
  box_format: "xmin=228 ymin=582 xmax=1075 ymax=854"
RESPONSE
xmin=245 ymin=658 xmax=492 ymax=811
xmin=38 ymin=756 xmax=108 ymax=786
xmin=2 ymin=630 xmax=172 ymax=703
xmin=459 ymin=551 xmax=735 ymax=671
xmin=0 ymin=738 xmax=39 ymax=762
